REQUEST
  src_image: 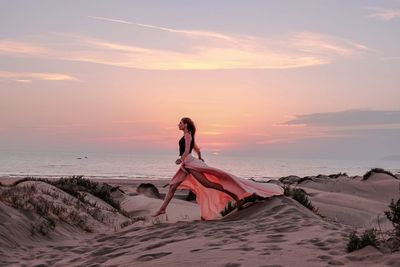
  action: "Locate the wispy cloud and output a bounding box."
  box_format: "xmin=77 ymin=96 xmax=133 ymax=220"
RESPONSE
xmin=0 ymin=40 xmax=49 ymax=55
xmin=0 ymin=18 xmax=370 ymax=70
xmin=88 ymin=16 xmax=238 ymax=42
xmin=0 ymin=71 xmax=78 ymax=82
xmin=366 ymin=7 xmax=400 ymax=21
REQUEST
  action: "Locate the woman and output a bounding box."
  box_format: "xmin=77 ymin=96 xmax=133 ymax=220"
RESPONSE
xmin=153 ymin=117 xmax=283 ymax=220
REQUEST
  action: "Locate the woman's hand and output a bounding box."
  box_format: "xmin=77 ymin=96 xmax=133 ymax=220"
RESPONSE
xmin=175 ymin=158 xmax=182 ymax=165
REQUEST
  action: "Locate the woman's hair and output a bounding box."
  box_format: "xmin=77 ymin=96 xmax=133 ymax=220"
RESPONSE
xmin=181 ymin=117 xmax=196 ymax=137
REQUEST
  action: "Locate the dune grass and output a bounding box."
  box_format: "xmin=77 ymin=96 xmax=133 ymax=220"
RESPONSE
xmin=347 ymin=229 xmax=379 ymax=252
xmin=283 ymin=186 xmax=316 ymax=212
xmin=12 ymin=176 xmax=121 ymax=210
xmin=220 ymin=201 xmax=236 ymax=217
xmin=363 ymin=168 xmax=398 ymax=181
xmin=0 ymin=176 xmax=141 ymax=235
xmin=347 ymin=188 xmax=400 ymax=252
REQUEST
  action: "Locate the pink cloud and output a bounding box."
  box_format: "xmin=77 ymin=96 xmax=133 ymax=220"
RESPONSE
xmin=0 ymin=71 xmax=78 ymax=82
xmin=0 ymin=22 xmax=370 ymax=70
xmin=367 ymin=7 xmax=400 ymax=21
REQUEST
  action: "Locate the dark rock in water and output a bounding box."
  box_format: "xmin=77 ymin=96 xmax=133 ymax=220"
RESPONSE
xmin=136 ymin=183 xmax=161 ymax=199
xmin=186 ymin=190 xmax=196 ymax=201
xmin=279 ymin=175 xmax=301 ymax=185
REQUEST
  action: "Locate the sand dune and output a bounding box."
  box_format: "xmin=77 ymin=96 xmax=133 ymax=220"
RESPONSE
xmin=298 ymin=173 xmax=400 ymax=229
xmin=1 ymin=172 xmax=400 ymax=266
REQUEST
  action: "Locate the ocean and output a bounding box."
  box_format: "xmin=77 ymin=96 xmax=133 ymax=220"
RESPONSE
xmin=0 ymin=150 xmax=399 ymax=180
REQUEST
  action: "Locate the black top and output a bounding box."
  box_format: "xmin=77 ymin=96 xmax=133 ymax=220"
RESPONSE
xmin=179 ymin=134 xmax=195 ymax=156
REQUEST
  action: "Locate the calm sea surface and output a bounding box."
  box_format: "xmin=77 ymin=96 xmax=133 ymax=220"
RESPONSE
xmin=0 ymin=151 xmax=399 ymax=180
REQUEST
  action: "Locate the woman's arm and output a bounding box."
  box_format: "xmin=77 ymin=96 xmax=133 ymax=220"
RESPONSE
xmin=193 ymin=142 xmax=204 ymax=161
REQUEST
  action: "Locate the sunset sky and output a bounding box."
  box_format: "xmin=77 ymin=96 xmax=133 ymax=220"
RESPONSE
xmin=1 ymin=0 xmax=400 ymax=159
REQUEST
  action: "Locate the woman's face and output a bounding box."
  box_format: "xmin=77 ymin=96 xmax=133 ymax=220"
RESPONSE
xmin=178 ymin=120 xmax=185 ymax=130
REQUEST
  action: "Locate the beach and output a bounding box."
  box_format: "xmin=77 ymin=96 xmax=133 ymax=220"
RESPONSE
xmin=1 ymin=170 xmax=400 ymax=267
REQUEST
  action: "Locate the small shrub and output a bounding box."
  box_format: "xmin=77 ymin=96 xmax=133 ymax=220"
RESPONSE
xmin=385 ymin=198 xmax=400 ymax=228
xmin=31 ymin=218 xmax=56 ymax=236
xmin=2 ymin=176 xmax=135 ymax=232
xmin=385 ymin=196 xmax=400 ymax=236
xmin=347 ymin=229 xmax=379 ymax=252
xmin=328 ymin=173 xmax=348 ymax=179
xmin=13 ymin=176 xmax=121 ymax=211
xmin=88 ymin=206 xmax=105 ymax=222
xmin=220 ymin=201 xmax=236 ymax=217
xmin=68 ymin=210 xmax=92 ymax=232
xmin=363 ymin=168 xmax=398 ymax=180
xmin=284 ymin=186 xmax=315 ymax=212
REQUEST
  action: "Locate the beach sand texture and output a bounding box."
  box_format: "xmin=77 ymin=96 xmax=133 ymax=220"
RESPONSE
xmin=1 ymin=172 xmax=400 ymax=267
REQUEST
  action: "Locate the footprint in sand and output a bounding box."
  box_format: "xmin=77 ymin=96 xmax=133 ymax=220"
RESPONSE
xmin=223 ymin=263 xmax=241 ymax=267
xmin=96 ymin=236 xmax=113 ymax=242
xmin=274 ymin=226 xmax=297 ymax=233
xmin=327 ymin=260 xmax=345 ymax=265
xmin=146 ymin=241 xmax=169 ymax=250
xmin=272 ymin=214 xmax=285 ymax=220
xmin=312 ymin=241 xmax=331 ymax=251
xmin=207 ymin=242 xmax=224 ymax=247
xmin=136 ymin=252 xmax=172 ymax=262
xmin=239 ymin=245 xmax=254 ymax=251
xmin=317 ymin=255 xmax=332 ymax=260
xmin=259 ymin=237 xmax=287 ymax=244
xmin=267 ymin=234 xmax=285 ymax=238
xmin=308 ymin=238 xmax=321 ymax=244
xmin=90 ymin=247 xmax=118 ymax=256
xmin=265 ymin=245 xmax=282 ymax=251
xmin=325 ymin=238 xmax=341 ymax=244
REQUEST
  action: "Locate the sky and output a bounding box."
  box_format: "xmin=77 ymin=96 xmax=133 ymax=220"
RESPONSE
xmin=0 ymin=0 xmax=400 ymax=159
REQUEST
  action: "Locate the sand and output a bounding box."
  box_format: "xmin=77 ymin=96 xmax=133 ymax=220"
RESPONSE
xmin=1 ymin=172 xmax=400 ymax=267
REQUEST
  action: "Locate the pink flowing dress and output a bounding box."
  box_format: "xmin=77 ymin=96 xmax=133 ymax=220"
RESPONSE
xmin=170 ymin=154 xmax=284 ymax=220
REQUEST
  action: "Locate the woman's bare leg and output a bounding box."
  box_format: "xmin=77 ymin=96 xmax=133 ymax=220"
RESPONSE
xmin=187 ymin=169 xmax=242 ymax=208
xmin=153 ymin=182 xmax=181 ymax=216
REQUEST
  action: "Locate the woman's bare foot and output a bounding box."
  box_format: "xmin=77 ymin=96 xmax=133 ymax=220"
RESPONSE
xmin=152 ymin=209 xmax=166 ymax=217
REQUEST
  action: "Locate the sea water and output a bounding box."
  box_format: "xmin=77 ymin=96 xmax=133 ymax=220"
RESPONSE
xmin=0 ymin=150 xmax=399 ymax=180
